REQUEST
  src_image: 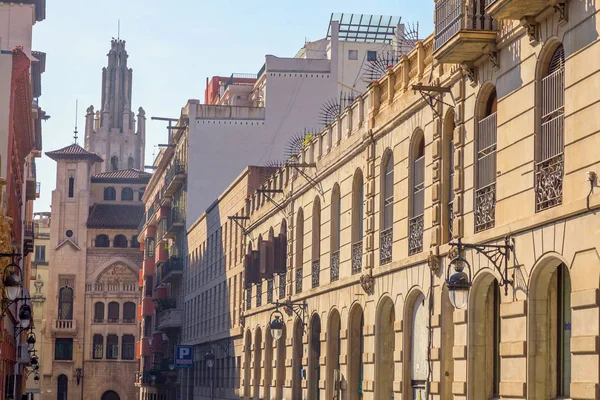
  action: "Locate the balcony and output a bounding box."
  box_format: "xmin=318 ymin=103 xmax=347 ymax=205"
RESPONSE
xmin=25 ymin=161 xmax=37 ymax=201
xmin=380 ymin=228 xmax=393 ymax=265
xmin=140 ymin=337 xmax=151 ymax=357
xmin=157 ymin=307 xmax=182 ymax=331
xmin=486 ymin=0 xmax=550 ymax=20
xmin=142 ymin=297 xmax=155 ymax=316
xmin=158 ymin=257 xmax=183 ymax=284
xmin=164 ymin=160 xmax=186 ymax=197
xmin=23 ymin=221 xmax=35 ymax=256
xmin=51 ymin=319 xmax=77 ymax=336
xmin=165 ymin=204 xmax=185 ymax=239
xmin=434 ymin=0 xmax=498 ymax=64
xmin=135 ymin=371 xmax=153 ymax=387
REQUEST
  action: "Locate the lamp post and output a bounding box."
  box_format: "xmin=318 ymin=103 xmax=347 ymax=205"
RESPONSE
xmin=446 ymin=236 xmax=514 ymax=309
xmin=205 ymin=349 xmax=215 ymax=400
xmin=269 ymin=299 xmax=308 ymax=339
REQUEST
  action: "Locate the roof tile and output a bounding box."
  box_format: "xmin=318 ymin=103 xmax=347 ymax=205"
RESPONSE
xmin=87 ymin=204 xmax=145 ymax=229
xmin=92 ymin=168 xmax=152 ymax=181
xmin=45 ymin=143 xmax=103 ymax=162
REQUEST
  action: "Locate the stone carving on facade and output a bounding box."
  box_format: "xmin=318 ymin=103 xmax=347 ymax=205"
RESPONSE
xmin=359 ymin=272 xmax=375 ymax=295
xmin=520 ymin=17 xmax=539 ymax=44
xmin=554 ymin=1 xmax=568 ymax=23
xmin=428 ymin=253 xmax=441 ymax=275
xmin=460 ymin=63 xmax=476 ymax=83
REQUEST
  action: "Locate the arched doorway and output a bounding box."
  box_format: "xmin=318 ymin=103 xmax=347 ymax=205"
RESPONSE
xmin=275 ymin=324 xmax=287 ymax=400
xmin=308 ymin=314 xmax=321 ymax=400
xmin=292 ymin=318 xmax=304 ymax=399
xmin=375 ymin=297 xmax=395 ymax=399
xmin=101 ymin=391 xmax=120 ymax=400
xmin=57 ymin=374 xmax=68 ymax=400
xmin=243 ymin=330 xmax=251 ymax=398
xmin=264 ymin=327 xmax=273 ymax=400
xmin=348 ymin=304 xmax=364 ymax=400
xmin=326 ymin=309 xmax=341 ymax=399
xmin=254 ymin=327 xmax=263 ymax=399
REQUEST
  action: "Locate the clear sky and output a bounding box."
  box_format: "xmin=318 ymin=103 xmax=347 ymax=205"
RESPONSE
xmin=32 ymin=0 xmax=434 ymax=212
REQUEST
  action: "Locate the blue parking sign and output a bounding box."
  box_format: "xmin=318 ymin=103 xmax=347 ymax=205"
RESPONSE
xmin=175 ymin=345 xmax=194 ymax=368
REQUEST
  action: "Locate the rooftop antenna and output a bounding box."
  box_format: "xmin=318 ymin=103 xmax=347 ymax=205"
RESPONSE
xmin=118 ymin=19 xmax=120 ymax=41
xmin=73 ymin=100 xmax=78 ymax=144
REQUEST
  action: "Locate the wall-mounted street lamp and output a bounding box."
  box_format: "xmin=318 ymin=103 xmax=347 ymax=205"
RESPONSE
xmin=75 ymin=368 xmax=83 ymax=385
xmin=269 ymin=299 xmax=307 ymax=341
xmin=446 ymin=236 xmax=514 ymax=309
xmin=26 ymin=332 xmax=36 ymax=351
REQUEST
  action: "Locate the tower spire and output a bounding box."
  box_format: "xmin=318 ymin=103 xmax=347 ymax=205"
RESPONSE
xmin=118 ymin=19 xmax=120 ymax=41
xmin=73 ymin=99 xmax=78 ymax=144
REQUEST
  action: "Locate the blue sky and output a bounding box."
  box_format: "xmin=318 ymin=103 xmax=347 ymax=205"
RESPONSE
xmin=33 ymin=0 xmax=434 ymax=212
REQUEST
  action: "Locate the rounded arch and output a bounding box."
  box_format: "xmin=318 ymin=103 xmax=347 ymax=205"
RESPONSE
xmin=442 ymin=109 xmax=456 ymax=243
xmin=101 ymin=391 xmax=120 ymax=400
xmin=352 ymin=168 xmax=364 ymax=244
xmin=467 ymin=270 xmax=501 ymax=399
xmin=93 ymin=381 xmax=127 ymax=400
xmin=123 ymin=301 xmax=136 ymax=322
xmin=103 ymin=186 xmax=116 ymax=201
xmin=90 ymin=258 xmax=139 ymax=283
xmin=402 ymin=288 xmax=427 ymax=399
xmin=312 ymin=196 xmax=321 ymax=262
xmin=94 ymin=301 xmax=105 ymax=322
xmin=275 ymin=322 xmax=287 ymax=400
xmin=121 ymin=187 xmax=134 ymax=201
xmin=243 ymin=329 xmax=252 ymax=397
xmin=528 ymin=253 xmax=572 ymax=399
xmin=296 ymin=207 xmax=304 ymax=293
xmin=113 ymin=234 xmax=128 ymax=248
xmin=409 ymin=128 xmax=425 ymax=161
xmin=253 ymin=326 xmax=263 ymax=399
xmin=107 ymin=301 xmax=120 ymax=322
xmin=375 ymin=295 xmax=396 ymax=399
xmin=536 ymin=37 xmax=565 ymax=79
xmin=347 ymin=302 xmax=364 ymax=400
xmin=95 ymin=234 xmax=109 ymax=248
xmin=57 ymin=374 xmax=69 ymax=400
xmin=264 ymin=323 xmax=273 ymax=400
xmin=308 ymin=313 xmax=322 ymax=400
xmin=326 ymin=307 xmax=342 ymax=399
xmin=292 ymin=317 xmax=304 ymax=399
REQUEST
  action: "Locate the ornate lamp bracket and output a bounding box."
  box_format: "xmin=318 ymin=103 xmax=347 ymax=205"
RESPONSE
xmin=448 ymin=236 xmax=514 ymax=295
xmin=271 ymin=299 xmax=308 ymax=333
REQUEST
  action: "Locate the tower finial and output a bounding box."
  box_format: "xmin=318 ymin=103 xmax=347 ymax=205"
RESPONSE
xmin=73 ymin=100 xmax=79 ymax=144
xmin=118 ymin=19 xmax=120 ymax=41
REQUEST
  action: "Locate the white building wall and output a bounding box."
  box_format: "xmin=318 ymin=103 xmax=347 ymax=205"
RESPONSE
xmin=0 ymin=3 xmax=34 ymax=55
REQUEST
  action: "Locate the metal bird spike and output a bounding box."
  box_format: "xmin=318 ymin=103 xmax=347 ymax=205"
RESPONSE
xmin=261 ymin=160 xmax=284 ymax=181
xmin=318 ymin=91 xmax=355 ymax=126
xmin=395 ymin=21 xmax=420 ymax=56
xmin=284 ymin=132 xmax=307 ymax=160
xmin=361 ymin=51 xmax=400 ymax=83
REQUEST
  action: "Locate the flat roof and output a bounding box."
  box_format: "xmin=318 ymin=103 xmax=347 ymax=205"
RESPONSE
xmin=327 ymin=13 xmax=401 ymax=43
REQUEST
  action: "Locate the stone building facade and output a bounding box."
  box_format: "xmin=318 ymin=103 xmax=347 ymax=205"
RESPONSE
xmin=41 ymin=39 xmax=148 ymax=400
xmin=182 ymin=0 xmax=600 ymax=399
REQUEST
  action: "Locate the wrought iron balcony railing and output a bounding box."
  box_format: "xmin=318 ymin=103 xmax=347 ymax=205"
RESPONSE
xmin=352 ymin=241 xmax=363 ymax=275
xmin=535 ymin=154 xmax=563 ymax=212
xmin=475 ymin=183 xmax=496 ymax=232
xmin=408 ymin=215 xmax=424 ymax=255
xmin=296 ymin=267 xmax=303 ymax=293
xmin=330 ymin=250 xmax=340 ymax=282
xmin=312 ymin=259 xmax=320 ymax=288
xmin=380 ymin=228 xmax=393 ymax=265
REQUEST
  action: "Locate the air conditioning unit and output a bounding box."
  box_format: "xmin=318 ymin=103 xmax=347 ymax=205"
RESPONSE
xmin=17 ymin=344 xmax=30 ymax=364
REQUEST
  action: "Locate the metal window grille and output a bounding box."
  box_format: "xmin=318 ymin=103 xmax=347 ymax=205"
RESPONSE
xmin=475 ymin=112 xmax=497 ymax=231
xmin=278 ymin=273 xmax=286 ymax=299
xmin=312 ymin=260 xmax=320 ymax=288
xmin=296 ymin=268 xmax=303 ymax=294
xmin=330 ymin=251 xmax=340 ymax=282
xmin=380 ymin=228 xmax=393 ymax=265
xmin=352 ymin=241 xmax=363 ymax=274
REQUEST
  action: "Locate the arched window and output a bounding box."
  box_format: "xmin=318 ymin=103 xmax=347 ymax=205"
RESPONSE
xmin=104 ymin=187 xmax=116 ymax=201
xmin=107 ymin=301 xmax=119 ymax=323
xmin=381 ymin=151 xmax=394 ymax=264
xmin=58 ymin=286 xmax=73 ymax=320
xmin=123 ymin=302 xmax=136 ymax=323
xmin=106 ymin=334 xmax=118 ymax=359
xmin=243 ymin=331 xmax=251 ymax=397
xmin=93 ymin=334 xmax=104 ymax=359
xmin=409 ymin=133 xmax=425 ymax=255
xmin=308 ymin=314 xmax=322 ymax=399
xmin=443 ymin=110 xmax=456 ymax=241
xmin=292 ymin=319 xmax=304 ymax=399
xmin=468 ymin=276 xmax=501 ymax=398
xmin=253 ymin=328 xmax=262 ymax=399
xmin=121 ymin=334 xmax=135 ymax=360
xmin=111 ymin=155 xmax=118 ymax=171
xmin=95 ymin=234 xmax=109 ymax=248
xmin=326 ymin=310 xmax=341 ymax=399
xmin=128 ymin=157 xmax=134 ymax=169
xmin=536 ymin=44 xmax=565 ymax=211
xmin=311 ymin=197 xmax=321 ymax=288
xmin=121 ymin=187 xmax=133 ymax=201
xmin=475 ymin=89 xmax=497 ymax=232
xmin=352 ymin=170 xmax=364 ymax=274
xmin=330 ymin=183 xmax=341 ymax=282
xmin=295 ymin=208 xmax=304 ymax=294
xmin=94 ymin=302 xmax=104 ymax=322
xmin=113 ymin=234 xmax=128 ymax=248
xmin=68 ymin=176 xmax=75 ymax=198
xmin=57 ymin=374 xmax=68 ymax=400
